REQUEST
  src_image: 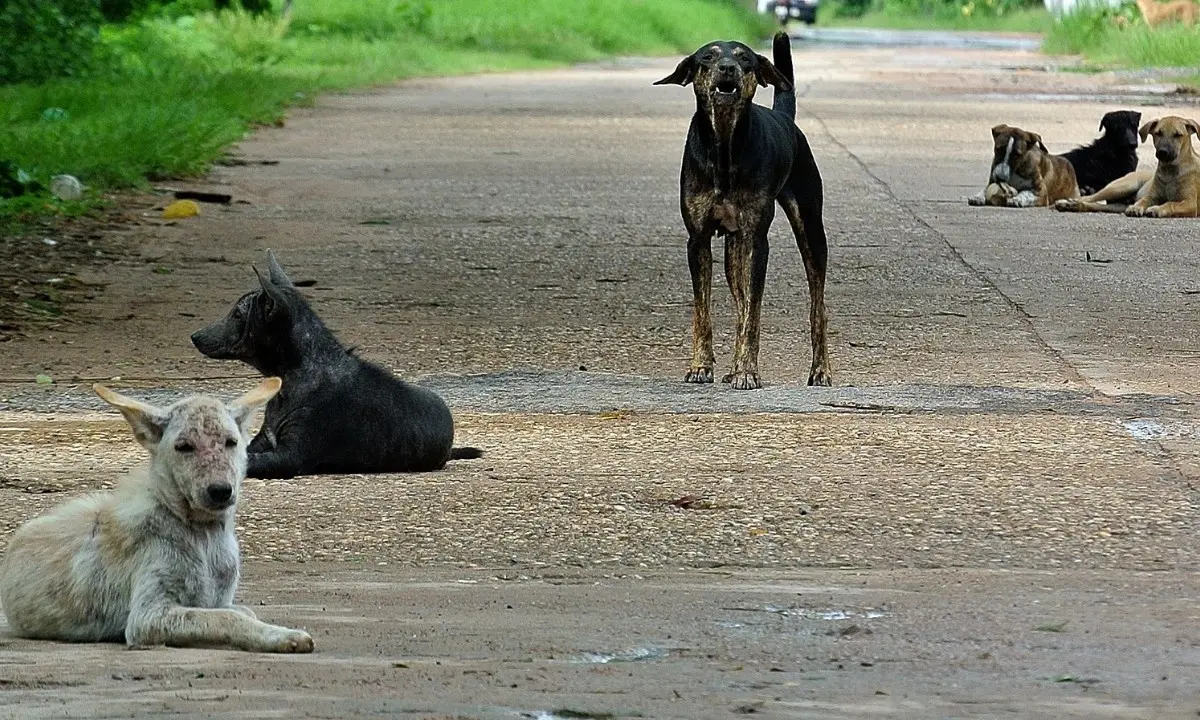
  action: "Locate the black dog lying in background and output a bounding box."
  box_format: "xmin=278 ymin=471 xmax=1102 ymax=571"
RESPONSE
xmin=191 ymin=251 xmax=481 ymax=479
xmin=1058 ymin=110 xmax=1141 ymax=195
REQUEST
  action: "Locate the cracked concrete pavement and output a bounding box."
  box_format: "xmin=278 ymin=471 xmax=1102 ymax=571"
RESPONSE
xmin=1 ymin=37 xmax=1199 ymax=719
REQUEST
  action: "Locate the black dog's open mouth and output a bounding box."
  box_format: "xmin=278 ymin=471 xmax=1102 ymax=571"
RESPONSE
xmin=714 ymin=80 xmax=739 ymax=96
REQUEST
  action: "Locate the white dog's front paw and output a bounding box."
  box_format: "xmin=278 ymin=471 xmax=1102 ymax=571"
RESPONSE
xmin=1007 ymin=190 xmax=1037 ymax=208
xmin=968 ymin=191 xmax=986 ymax=206
xmin=261 ymin=625 xmax=314 ymax=653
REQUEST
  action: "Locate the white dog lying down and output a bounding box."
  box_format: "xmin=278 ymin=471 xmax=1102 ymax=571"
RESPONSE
xmin=0 ymin=378 xmax=313 ymax=653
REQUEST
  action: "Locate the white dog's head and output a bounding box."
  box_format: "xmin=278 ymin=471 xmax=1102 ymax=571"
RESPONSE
xmin=94 ymin=378 xmax=280 ymax=521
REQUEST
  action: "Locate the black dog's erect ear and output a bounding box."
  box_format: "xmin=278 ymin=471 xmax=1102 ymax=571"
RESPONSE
xmin=254 ymin=265 xmax=289 ymax=317
xmin=654 ymin=56 xmax=697 ymax=86
xmin=265 ymin=249 xmax=294 ymax=289
xmin=754 ymin=55 xmax=792 ymax=90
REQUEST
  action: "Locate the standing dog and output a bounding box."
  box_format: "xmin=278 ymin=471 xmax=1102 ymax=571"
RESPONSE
xmin=969 ymin=124 xmax=1080 ymax=207
xmin=1055 ymin=116 xmax=1200 ymax=217
xmin=0 ymin=379 xmax=314 ymax=653
xmin=1058 ymin=110 xmax=1142 ymax=195
xmin=1135 ymin=0 xmax=1198 ymax=26
xmin=191 ymin=251 xmax=482 ymax=479
xmin=655 ymin=32 xmax=832 ymax=390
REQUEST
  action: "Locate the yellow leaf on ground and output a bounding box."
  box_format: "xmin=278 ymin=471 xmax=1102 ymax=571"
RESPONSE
xmin=163 ymin=200 xmax=200 ymax=219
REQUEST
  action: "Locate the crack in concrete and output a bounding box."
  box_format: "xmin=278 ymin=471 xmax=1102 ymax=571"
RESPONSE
xmin=794 ymin=96 xmax=1096 ymax=394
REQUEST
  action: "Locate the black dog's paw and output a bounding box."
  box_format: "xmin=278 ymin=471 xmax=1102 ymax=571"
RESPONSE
xmin=684 ymin=367 xmax=714 ymax=384
xmin=807 ymin=366 xmax=833 ymax=387
xmin=725 ymin=371 xmax=762 ymax=391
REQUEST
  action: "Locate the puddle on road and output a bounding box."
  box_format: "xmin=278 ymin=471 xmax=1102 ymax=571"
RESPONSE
xmin=1121 ymin=418 xmax=1195 ymax=441
xmin=574 ymin=646 xmax=669 ymax=664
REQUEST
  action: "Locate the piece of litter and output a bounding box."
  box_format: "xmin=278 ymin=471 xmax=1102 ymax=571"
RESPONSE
xmin=163 ymin=200 xmax=200 ymax=219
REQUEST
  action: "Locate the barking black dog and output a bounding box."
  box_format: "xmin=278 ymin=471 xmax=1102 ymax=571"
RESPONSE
xmin=191 ymin=251 xmax=481 ymax=479
xmin=1058 ymin=110 xmax=1141 ymax=196
xmin=655 ymin=32 xmax=831 ymax=390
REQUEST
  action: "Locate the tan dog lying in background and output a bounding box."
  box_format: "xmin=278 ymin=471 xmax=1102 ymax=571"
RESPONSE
xmin=1136 ymin=0 xmax=1198 ymax=27
xmin=1055 ymin=116 xmax=1199 ymax=218
xmin=969 ymin=124 xmax=1080 ymax=208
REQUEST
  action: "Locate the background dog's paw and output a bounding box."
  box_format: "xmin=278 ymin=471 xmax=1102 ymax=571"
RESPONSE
xmin=683 ymin=366 xmax=714 ymax=384
xmin=808 ymin=367 xmax=833 ymax=387
xmin=1007 ymin=191 xmax=1037 ymax=208
xmin=967 ymin=193 xmax=986 ymax=206
xmin=1125 ymin=205 xmax=1146 ymax=217
xmin=1143 ymin=206 xmax=1165 ymax=218
xmin=726 ymin=372 xmax=761 ymax=390
xmin=262 ymin=626 xmax=314 ymax=653
xmin=1054 ymin=199 xmax=1078 ymax=212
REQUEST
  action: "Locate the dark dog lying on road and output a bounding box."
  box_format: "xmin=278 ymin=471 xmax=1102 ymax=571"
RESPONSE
xmin=1058 ymin=110 xmax=1141 ymax=195
xmin=191 ymin=251 xmax=481 ymax=479
xmin=655 ymin=32 xmax=832 ymax=390
xmin=968 ymin=124 xmax=1079 ymax=208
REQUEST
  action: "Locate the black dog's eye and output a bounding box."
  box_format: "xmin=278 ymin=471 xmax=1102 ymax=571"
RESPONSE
xmin=175 ymin=441 xmax=195 ymax=453
xmin=225 ymin=437 xmax=238 ymax=448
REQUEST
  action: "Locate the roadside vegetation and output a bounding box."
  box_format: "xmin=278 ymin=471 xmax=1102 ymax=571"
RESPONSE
xmin=1043 ymin=4 xmax=1200 ymax=69
xmin=819 ymin=0 xmax=1051 ymax=32
xmin=0 ymin=0 xmax=771 ymax=227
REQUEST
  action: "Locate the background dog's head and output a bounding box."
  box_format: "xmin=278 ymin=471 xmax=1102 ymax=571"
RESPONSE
xmin=191 ymin=250 xmax=311 ymax=372
xmin=93 ymin=379 xmax=280 ymax=520
xmin=989 ymin=124 xmax=1048 ymax=184
xmin=1139 ymin=116 xmax=1200 ymax=164
xmin=654 ymin=40 xmax=791 ymax=115
xmin=1098 ymin=110 xmax=1141 ymax=150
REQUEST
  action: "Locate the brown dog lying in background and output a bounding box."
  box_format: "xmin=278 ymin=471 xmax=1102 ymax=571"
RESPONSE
xmin=1055 ymin=116 xmax=1199 ymax=218
xmin=969 ymin=124 xmax=1080 ymax=208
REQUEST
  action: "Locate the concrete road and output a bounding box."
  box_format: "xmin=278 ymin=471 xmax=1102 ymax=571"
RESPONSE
xmin=1 ymin=41 xmax=1198 ymax=718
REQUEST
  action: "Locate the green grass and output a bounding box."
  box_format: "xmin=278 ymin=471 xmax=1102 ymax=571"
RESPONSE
xmin=820 ymin=2 xmax=1051 ymax=31
xmin=0 ymin=0 xmax=771 ymax=224
xmin=1044 ymin=8 xmax=1200 ymax=67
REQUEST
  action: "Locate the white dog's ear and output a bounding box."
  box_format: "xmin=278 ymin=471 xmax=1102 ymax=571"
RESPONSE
xmin=227 ymin=377 xmax=282 ymax=434
xmin=94 ymin=385 xmax=170 ymax=451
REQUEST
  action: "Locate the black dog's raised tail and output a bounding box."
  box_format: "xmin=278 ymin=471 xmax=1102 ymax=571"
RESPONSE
xmin=771 ymin=31 xmax=796 ymax=120
xmin=451 ymin=447 xmax=484 ymax=460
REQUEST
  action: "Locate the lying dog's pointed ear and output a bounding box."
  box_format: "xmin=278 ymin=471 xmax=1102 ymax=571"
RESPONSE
xmin=1139 ymin=119 xmax=1158 ymax=142
xmin=1184 ymin=118 xmax=1200 ymax=137
xmin=94 ymin=385 xmax=170 ymax=451
xmin=654 ymin=56 xmax=697 ymax=86
xmin=254 ymin=265 xmax=289 ymax=318
xmin=227 ymin=376 xmax=282 ymax=433
xmin=265 ymin=249 xmax=294 ymax=289
xmin=753 ymin=55 xmax=792 ymax=90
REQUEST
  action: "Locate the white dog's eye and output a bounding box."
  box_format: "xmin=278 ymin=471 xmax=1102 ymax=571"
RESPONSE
xmin=174 ymin=441 xmax=195 ymax=453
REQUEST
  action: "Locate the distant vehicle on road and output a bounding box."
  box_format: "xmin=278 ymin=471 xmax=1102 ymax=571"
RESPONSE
xmin=761 ymin=0 xmax=819 ymax=26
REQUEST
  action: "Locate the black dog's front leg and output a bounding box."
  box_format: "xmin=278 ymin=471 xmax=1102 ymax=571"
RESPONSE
xmin=721 ymin=225 xmax=770 ymax=390
xmin=247 ymin=450 xmax=301 ymax=480
xmin=684 ymin=229 xmax=716 ymax=383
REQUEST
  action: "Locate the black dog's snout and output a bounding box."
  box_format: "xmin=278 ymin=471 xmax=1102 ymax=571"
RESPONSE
xmin=206 ymin=483 xmax=234 ymax=504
